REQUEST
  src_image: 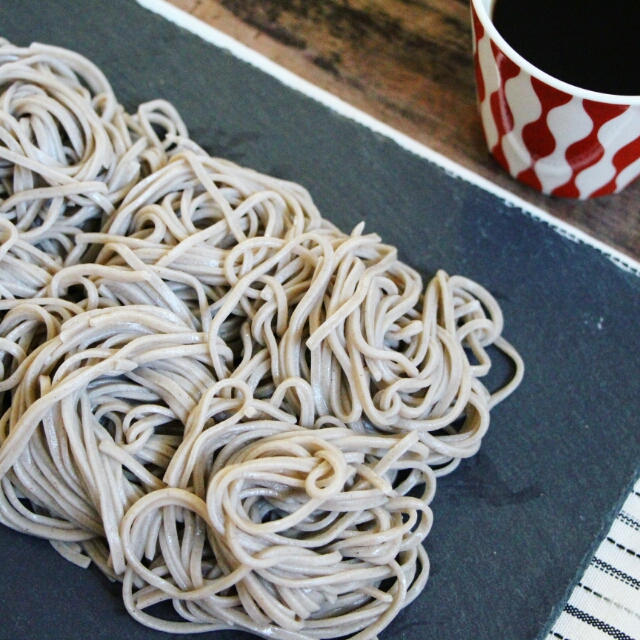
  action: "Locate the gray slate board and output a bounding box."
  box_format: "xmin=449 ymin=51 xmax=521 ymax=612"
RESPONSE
xmin=0 ymin=1 xmax=639 ymax=639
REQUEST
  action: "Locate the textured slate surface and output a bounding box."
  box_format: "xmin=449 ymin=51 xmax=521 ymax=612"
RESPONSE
xmin=0 ymin=2 xmax=639 ymax=639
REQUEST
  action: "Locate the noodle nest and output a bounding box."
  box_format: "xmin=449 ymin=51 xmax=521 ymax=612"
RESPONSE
xmin=0 ymin=39 xmax=523 ymax=640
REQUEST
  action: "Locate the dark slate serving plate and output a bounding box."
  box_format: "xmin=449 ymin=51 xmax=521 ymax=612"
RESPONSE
xmin=0 ymin=2 xmax=638 ymax=639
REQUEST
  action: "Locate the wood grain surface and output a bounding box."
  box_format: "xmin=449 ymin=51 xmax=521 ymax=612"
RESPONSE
xmin=168 ymin=0 xmax=640 ymax=260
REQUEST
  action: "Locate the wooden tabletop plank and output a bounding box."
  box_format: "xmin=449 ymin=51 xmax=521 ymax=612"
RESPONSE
xmin=169 ymin=0 xmax=640 ymax=260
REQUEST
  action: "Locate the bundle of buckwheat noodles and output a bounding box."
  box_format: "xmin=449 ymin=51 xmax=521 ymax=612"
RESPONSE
xmin=0 ymin=40 xmax=188 ymax=299
xmin=0 ymin=40 xmax=524 ymax=640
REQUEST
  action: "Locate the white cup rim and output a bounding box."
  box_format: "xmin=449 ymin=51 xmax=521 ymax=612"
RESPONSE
xmin=471 ymin=0 xmax=640 ymax=105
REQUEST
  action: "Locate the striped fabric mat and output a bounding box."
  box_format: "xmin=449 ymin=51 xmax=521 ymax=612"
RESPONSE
xmin=546 ymin=474 xmax=640 ymax=640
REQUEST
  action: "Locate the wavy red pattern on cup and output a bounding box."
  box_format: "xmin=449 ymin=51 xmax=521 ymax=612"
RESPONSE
xmin=515 ymin=79 xmax=572 ymax=192
xmin=612 ymin=133 xmax=640 ymax=172
xmin=587 ymin=179 xmax=618 ymax=198
xmin=489 ymin=40 xmax=521 ymax=171
xmin=521 ymin=78 xmax=572 ymax=160
xmin=515 ymin=166 xmax=542 ymax=192
xmin=589 ymin=134 xmax=640 ymax=197
xmin=552 ymin=101 xmax=629 ymax=197
xmin=471 ymin=6 xmax=485 ymax=102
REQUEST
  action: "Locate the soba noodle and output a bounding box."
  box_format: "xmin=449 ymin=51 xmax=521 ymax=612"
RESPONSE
xmin=0 ymin=40 xmax=523 ymax=640
xmin=0 ymin=40 xmax=188 ymax=299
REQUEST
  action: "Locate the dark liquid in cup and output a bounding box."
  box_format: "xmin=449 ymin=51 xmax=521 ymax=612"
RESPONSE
xmin=492 ymin=0 xmax=640 ymax=95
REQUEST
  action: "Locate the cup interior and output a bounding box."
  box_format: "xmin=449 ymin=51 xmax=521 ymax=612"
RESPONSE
xmin=470 ymin=0 xmax=639 ymax=104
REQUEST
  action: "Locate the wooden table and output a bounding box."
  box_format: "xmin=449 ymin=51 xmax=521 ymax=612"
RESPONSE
xmin=168 ymin=0 xmax=640 ymax=261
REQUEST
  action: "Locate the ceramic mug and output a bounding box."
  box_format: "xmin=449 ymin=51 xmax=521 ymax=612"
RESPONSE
xmin=470 ymin=0 xmax=640 ymax=199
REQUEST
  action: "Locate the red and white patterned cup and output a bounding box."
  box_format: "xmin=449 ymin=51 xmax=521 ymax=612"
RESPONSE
xmin=471 ymin=0 xmax=640 ymax=198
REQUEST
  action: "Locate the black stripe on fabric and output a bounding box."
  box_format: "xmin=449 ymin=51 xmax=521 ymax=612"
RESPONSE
xmin=606 ymin=536 xmax=640 ymax=560
xmin=591 ymin=557 xmax=640 ymax=590
xmin=578 ymin=582 xmax=640 ymax=623
xmin=551 ymin=632 xmax=572 ymax=640
xmin=579 ymin=582 xmax=605 ymax=601
xmin=564 ymin=604 xmax=634 ymax=640
xmin=618 ymin=511 xmax=640 ymax=532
